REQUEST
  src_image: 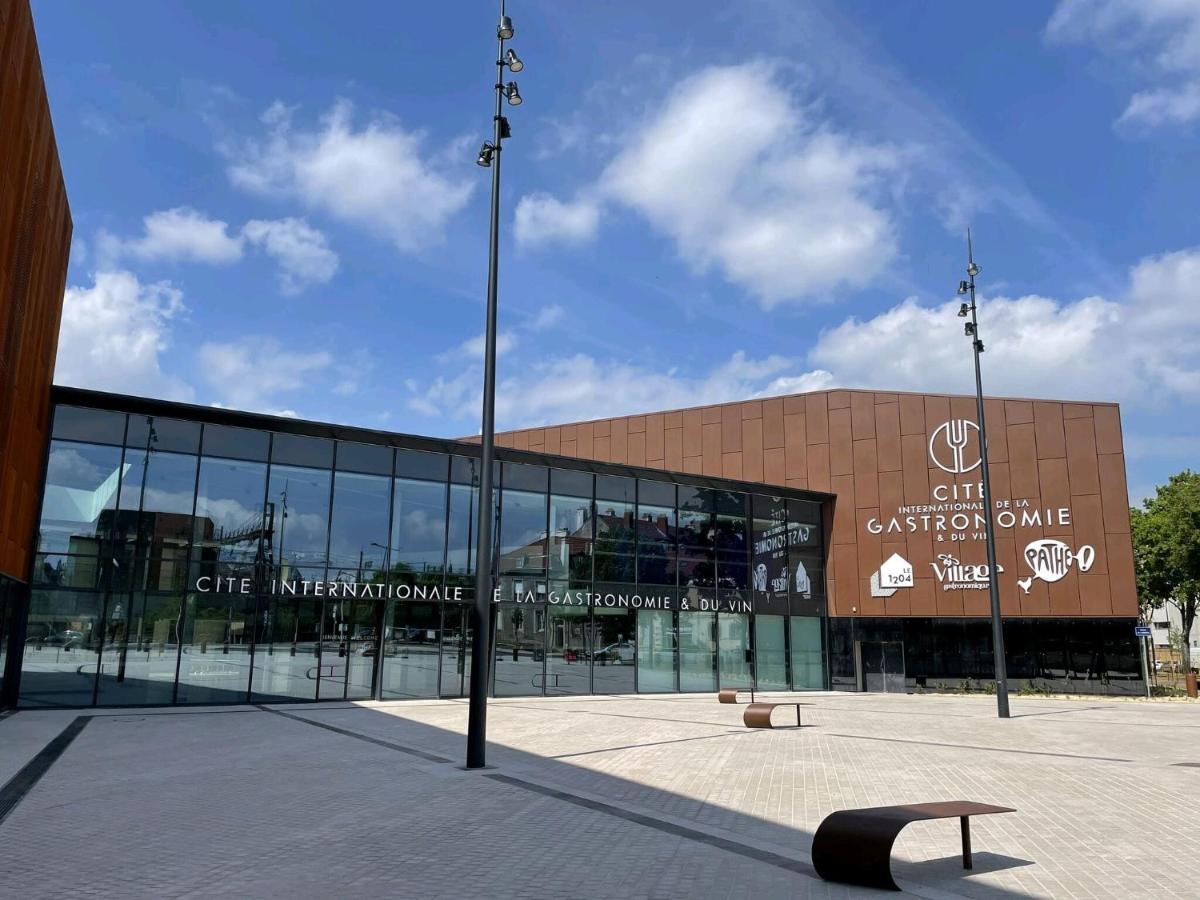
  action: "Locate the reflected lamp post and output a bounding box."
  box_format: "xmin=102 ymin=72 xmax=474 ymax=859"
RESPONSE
xmin=955 ymin=230 xmax=1011 ymax=719
xmin=467 ymin=0 xmax=526 ymax=769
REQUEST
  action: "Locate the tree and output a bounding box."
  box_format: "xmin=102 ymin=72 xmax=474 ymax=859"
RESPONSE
xmin=1131 ymin=471 xmax=1200 ymax=671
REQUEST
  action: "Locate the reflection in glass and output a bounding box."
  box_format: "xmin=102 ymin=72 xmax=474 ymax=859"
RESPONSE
xmin=438 ymin=604 xmax=472 ymax=697
xmin=328 ymin=471 xmax=390 ymax=583
xmin=714 ymin=491 xmax=748 ymax=591
xmin=545 ymin=605 xmax=590 ymax=695
xmin=381 ymin=601 xmax=440 ymax=699
xmin=265 ymin=465 xmax=332 ymax=579
xmin=594 ymin=494 xmax=635 ymax=583
xmin=755 ymin=614 xmax=788 ymax=690
xmin=790 ymin=616 xmax=824 ymax=690
xmin=499 ymin=489 xmax=547 ymax=574
xmin=19 ymin=590 xmax=104 ymax=707
xmin=193 ymin=458 xmax=267 ymax=584
xmin=718 ymin=613 xmax=753 ymax=688
xmin=446 ymin=482 xmax=478 ymax=580
xmin=637 ymin=609 xmax=675 ymax=692
xmin=678 ymin=487 xmax=715 ymax=589
xmin=549 ymin=492 xmax=592 ymax=581
xmin=392 ymin=477 xmax=448 ymax=583
xmin=37 ymin=441 xmax=126 ymax=557
xmin=678 ymin=610 xmax=716 ymax=692
xmin=591 ymin=607 xmax=635 ymax=694
xmin=493 ymin=604 xmax=544 ymax=696
xmin=114 ymin=448 xmax=197 ymax=572
xmin=342 ymin=596 xmax=381 ymax=700
xmin=176 ymin=592 xmax=253 ymax=704
xmin=636 ymin=493 xmax=676 ymax=587
xmin=250 ymin=598 xmax=321 ymax=701
xmin=96 ymin=592 xmax=182 ymax=705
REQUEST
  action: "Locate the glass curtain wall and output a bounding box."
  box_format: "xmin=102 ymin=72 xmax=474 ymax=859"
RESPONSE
xmin=15 ymin=403 xmax=827 ymax=707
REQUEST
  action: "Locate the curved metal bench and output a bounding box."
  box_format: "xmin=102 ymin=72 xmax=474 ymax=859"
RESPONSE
xmin=717 ymin=688 xmax=754 ymax=704
xmin=812 ymin=801 xmax=1016 ymax=891
xmin=743 ymin=701 xmax=807 ymax=728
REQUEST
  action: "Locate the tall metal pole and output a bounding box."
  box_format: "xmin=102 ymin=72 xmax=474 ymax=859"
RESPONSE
xmin=466 ymin=0 xmax=510 ymax=769
xmin=965 ymin=230 xmax=1010 ymax=718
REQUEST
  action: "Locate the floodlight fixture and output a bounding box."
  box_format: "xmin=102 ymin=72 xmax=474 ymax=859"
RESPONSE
xmin=498 ymin=15 xmax=514 ymax=39
xmin=476 ymin=141 xmax=495 ymax=167
xmin=505 ymin=82 xmax=523 ymax=105
xmin=505 ymin=49 xmax=524 ymax=72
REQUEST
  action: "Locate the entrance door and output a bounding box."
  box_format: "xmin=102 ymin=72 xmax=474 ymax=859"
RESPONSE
xmin=860 ymin=641 xmax=906 ymax=693
xmin=439 ymin=605 xmax=473 ymax=698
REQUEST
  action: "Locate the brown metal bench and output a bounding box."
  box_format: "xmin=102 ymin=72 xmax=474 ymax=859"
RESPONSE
xmin=743 ymin=701 xmax=808 ymax=728
xmin=717 ymin=688 xmax=755 ymax=704
xmin=812 ymin=801 xmax=1016 ymax=891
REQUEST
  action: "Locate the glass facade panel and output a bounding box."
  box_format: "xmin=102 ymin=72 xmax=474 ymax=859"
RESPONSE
xmin=52 ymin=406 xmax=126 ymax=445
xmin=438 ymin=604 xmax=472 ymax=698
xmin=177 ymin=592 xmax=253 ymax=704
xmin=549 ymin=490 xmax=592 ymax=581
xmin=391 ymin=476 xmax=449 ymax=584
xmin=718 ymin=613 xmax=753 ymax=688
xmin=95 ymin=592 xmax=181 ymax=706
xmin=637 ymin=481 xmax=676 ymax=587
xmin=201 ymin=424 xmax=269 ymax=461
xmin=499 ymin=487 xmax=547 ymax=575
xmin=266 ymin=465 xmax=332 ymax=578
xmin=193 ymin=458 xmax=267 ymax=584
xmin=446 ymin=474 xmax=478 ymax=581
xmin=678 ymin=487 xmax=715 ymax=589
xmin=545 ymin=605 xmax=590 ymax=695
xmin=114 ymin=448 xmax=197 ymax=564
xmin=678 ymin=610 xmax=716 ymax=692
xmin=328 ymin=471 xmax=390 ymax=583
xmin=250 ymin=598 xmax=321 ymax=701
xmin=19 ymin=590 xmax=104 ymax=707
xmin=493 ymin=604 xmax=544 ymax=696
xmin=591 ymin=607 xmax=635 ymax=694
xmin=38 ymin=441 xmax=125 ymax=557
xmin=755 ymin=614 xmax=788 ymax=690
xmin=790 ymin=616 xmax=824 ymax=690
xmin=637 ymin=609 xmax=675 ymax=692
xmin=381 ymin=601 xmax=441 ymax=699
xmin=714 ymin=491 xmax=748 ymax=592
xmin=126 ymin=415 xmax=200 ymax=454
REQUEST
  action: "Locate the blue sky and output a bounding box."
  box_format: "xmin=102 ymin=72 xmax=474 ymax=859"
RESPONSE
xmin=33 ymin=0 xmax=1200 ymax=504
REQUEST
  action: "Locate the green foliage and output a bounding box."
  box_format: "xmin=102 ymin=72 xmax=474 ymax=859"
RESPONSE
xmin=1131 ymin=471 xmax=1200 ymax=668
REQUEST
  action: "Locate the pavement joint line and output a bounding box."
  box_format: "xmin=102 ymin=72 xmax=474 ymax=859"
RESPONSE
xmin=481 ymin=771 xmax=823 ymax=883
xmin=0 ymin=715 xmax=91 ymax=828
xmin=822 ymin=731 xmax=1133 ymax=763
xmin=253 ymin=704 xmax=454 ymax=764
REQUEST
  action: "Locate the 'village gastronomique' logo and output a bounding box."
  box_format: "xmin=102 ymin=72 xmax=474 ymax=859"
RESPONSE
xmin=928 ymin=419 xmax=982 ymax=474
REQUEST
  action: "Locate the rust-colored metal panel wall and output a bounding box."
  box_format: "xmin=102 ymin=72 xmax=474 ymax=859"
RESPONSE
xmin=0 ymin=0 xmax=72 ymax=582
xmin=494 ymin=388 xmax=1137 ymax=619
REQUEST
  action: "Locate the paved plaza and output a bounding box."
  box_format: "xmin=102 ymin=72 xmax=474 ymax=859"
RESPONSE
xmin=2 ymin=692 xmax=1198 ymax=899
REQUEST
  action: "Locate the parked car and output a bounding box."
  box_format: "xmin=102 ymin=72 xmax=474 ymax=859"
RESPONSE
xmin=593 ymin=641 xmax=634 ymax=665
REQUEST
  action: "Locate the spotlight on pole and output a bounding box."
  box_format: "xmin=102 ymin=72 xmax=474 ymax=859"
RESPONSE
xmin=956 ymin=228 xmax=1010 ymax=720
xmin=476 ymin=141 xmax=495 ymax=167
xmin=498 ymin=15 xmax=514 ymax=39
xmin=505 ymin=82 xmax=523 ymax=105
xmin=505 ymin=48 xmax=524 ymax=72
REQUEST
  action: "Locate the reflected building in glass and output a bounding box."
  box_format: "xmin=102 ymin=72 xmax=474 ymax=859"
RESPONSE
xmin=15 ymin=391 xmax=829 ymax=708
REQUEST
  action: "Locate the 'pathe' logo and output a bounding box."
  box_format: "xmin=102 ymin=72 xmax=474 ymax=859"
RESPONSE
xmin=1018 ymin=539 xmax=1095 ymax=594
xmin=870 ymin=553 xmax=913 ymax=598
xmin=931 ymin=553 xmax=1003 ymax=591
xmin=929 ymin=419 xmax=981 ymax=474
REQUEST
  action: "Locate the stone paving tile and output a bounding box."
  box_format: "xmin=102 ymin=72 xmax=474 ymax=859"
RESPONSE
xmin=1 ymin=692 xmax=1198 ymax=898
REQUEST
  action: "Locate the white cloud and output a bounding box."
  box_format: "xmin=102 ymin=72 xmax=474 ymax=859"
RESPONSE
xmin=242 ymin=217 xmax=339 ymax=294
xmin=515 ymin=62 xmax=898 ymax=306
xmin=514 ymin=193 xmax=600 ymax=247
xmin=55 ymin=270 xmax=194 ymax=400
xmin=1047 ymin=0 xmax=1200 ymax=128
xmin=197 ymin=339 xmax=332 ymax=412
xmin=101 ymin=207 xmax=244 ymax=265
xmin=227 ymin=99 xmax=474 ymax=252
xmin=439 ymin=331 xmax=518 ymax=363
xmin=531 ymin=304 xmax=565 ymax=330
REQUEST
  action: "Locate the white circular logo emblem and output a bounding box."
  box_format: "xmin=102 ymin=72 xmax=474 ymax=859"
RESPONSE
xmin=928 ymin=419 xmax=981 ymax=474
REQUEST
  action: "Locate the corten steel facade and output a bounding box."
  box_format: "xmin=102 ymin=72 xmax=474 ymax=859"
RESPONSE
xmin=0 ymin=0 xmax=73 ymax=704
xmin=494 ymin=390 xmax=1142 ymax=693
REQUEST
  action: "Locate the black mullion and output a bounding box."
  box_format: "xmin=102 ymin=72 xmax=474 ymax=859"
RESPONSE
xmin=92 ymin=413 xmax=130 ymax=707
xmin=172 ymin=431 xmax=204 ymax=704
xmin=320 ymin=442 xmax=340 ymax=702
xmin=374 ymin=447 xmax=398 ymax=702
xmin=248 ymin=433 xmax=273 ymax=704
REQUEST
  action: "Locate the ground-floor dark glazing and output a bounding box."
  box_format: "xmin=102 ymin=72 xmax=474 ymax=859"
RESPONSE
xmin=829 ymin=616 xmax=1146 ymax=695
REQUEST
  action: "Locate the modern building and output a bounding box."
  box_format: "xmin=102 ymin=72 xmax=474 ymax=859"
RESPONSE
xmin=0 ymin=0 xmax=1143 ymax=709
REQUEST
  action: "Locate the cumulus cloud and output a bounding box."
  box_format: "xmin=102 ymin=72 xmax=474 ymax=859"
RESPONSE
xmin=197 ymin=339 xmax=333 ymax=413
xmin=55 ymin=270 xmax=194 ymax=400
xmin=100 ymin=207 xmax=243 ymax=265
xmin=514 ymin=193 xmax=600 ymax=247
xmin=242 ymin=217 xmax=339 ymax=294
xmin=226 ymin=99 xmax=473 ymax=252
xmin=514 ymin=61 xmax=898 ymax=306
xmin=1047 ymin=0 xmax=1200 ymax=128
xmin=530 ymin=304 xmax=565 ymax=330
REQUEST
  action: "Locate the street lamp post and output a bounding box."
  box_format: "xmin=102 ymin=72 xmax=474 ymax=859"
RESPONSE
xmin=956 ymin=230 xmax=1010 ymax=719
xmin=467 ymin=0 xmax=525 ymax=769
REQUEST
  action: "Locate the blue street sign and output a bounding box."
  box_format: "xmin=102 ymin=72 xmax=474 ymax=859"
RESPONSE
xmin=1134 ymin=625 xmax=1152 ymax=638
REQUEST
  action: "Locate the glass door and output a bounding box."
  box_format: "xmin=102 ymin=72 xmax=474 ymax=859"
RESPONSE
xmin=545 ymin=605 xmax=590 ymax=696
xmin=678 ymin=611 xmax=716 ymax=692
xmin=637 ymin=609 xmax=676 ymax=692
xmin=860 ymin=640 xmax=905 ymax=693
xmin=754 ymin=615 xmax=788 ymax=690
xmin=493 ymin=604 xmax=545 ymax=696
xmin=382 ymin=601 xmax=441 ymax=699
xmin=718 ymin=612 xmax=753 ymax=689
